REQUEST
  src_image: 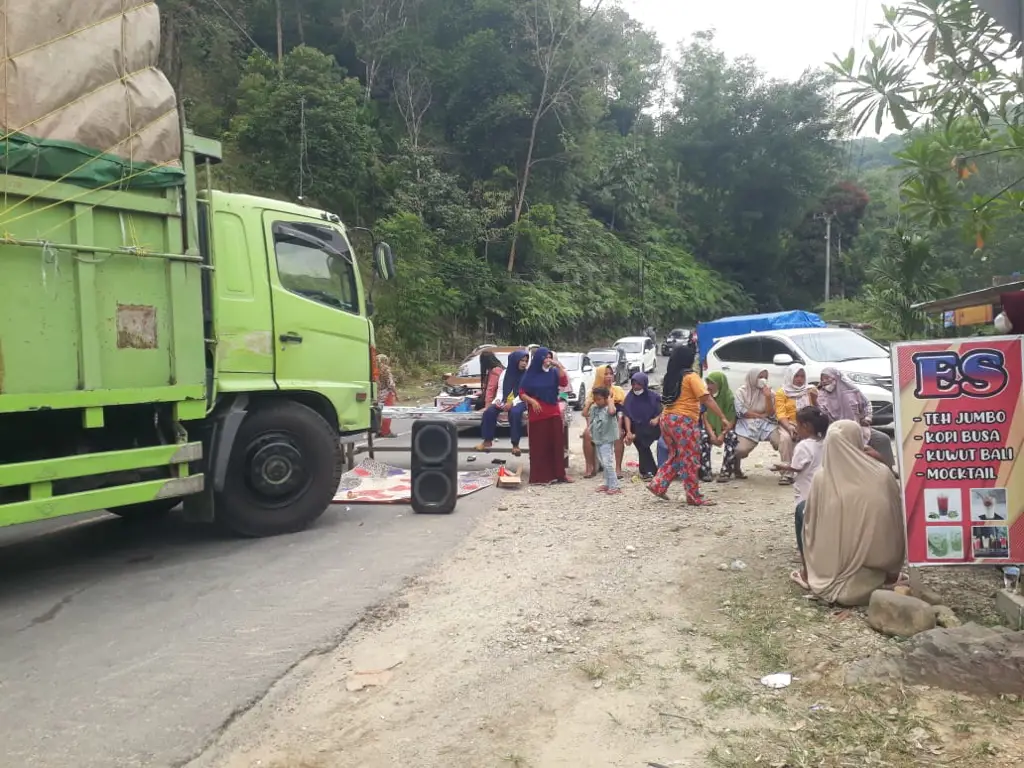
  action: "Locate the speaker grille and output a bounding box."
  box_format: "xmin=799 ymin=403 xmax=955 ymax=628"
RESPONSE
xmin=413 ymin=470 xmax=455 ymax=506
xmin=413 ymin=423 xmax=455 ymax=463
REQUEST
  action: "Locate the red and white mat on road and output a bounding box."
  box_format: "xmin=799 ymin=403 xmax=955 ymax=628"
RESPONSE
xmin=334 ymin=458 xmax=496 ymax=504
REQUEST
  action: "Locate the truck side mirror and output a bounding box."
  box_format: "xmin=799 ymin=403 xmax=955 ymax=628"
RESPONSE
xmin=374 ymin=242 xmax=396 ymax=280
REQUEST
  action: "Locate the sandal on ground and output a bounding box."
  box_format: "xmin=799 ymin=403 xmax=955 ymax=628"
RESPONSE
xmin=687 ymin=499 xmax=717 ymax=507
xmin=605 ymin=488 xmax=622 ymax=495
xmin=474 ymin=443 xmax=492 ymax=452
xmin=733 ymin=470 xmax=748 ymax=480
xmin=583 ymin=471 xmax=598 ymax=479
xmin=597 ymin=485 xmax=608 ymax=492
xmin=778 ymin=476 xmax=794 ymax=486
xmin=646 ymin=483 xmax=668 ymax=500
xmin=716 ymin=473 xmax=731 ymax=483
xmin=511 ymin=447 xmax=522 ymax=457
xmin=699 ymin=473 xmax=713 ymax=483
xmin=616 ymin=472 xmax=625 ymax=480
xmin=790 ymin=570 xmax=810 ymax=590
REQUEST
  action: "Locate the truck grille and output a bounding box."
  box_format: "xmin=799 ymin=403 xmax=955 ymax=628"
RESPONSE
xmin=876 ymin=376 xmax=893 ymax=391
xmin=871 ymin=401 xmax=893 ymax=421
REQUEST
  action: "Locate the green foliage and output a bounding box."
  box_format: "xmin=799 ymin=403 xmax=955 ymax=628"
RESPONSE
xmin=158 ymin=0 xmax=864 ymax=360
xmin=863 ymin=231 xmax=950 ymax=339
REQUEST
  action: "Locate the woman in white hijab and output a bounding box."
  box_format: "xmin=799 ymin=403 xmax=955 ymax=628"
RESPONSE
xmin=773 ymin=364 xmax=817 ymax=484
xmin=794 ymin=419 xmax=906 ymax=606
xmin=733 ymin=368 xmax=778 ymax=478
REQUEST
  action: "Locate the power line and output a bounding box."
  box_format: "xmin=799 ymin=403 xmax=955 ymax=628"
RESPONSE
xmin=208 ymin=0 xmax=271 ymax=58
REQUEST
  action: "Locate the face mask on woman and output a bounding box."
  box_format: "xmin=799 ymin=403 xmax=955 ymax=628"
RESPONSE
xmin=632 ymin=386 xmax=644 ymax=395
xmin=822 ymin=382 xmax=836 ymax=393
xmin=757 ymin=377 xmax=768 ymax=389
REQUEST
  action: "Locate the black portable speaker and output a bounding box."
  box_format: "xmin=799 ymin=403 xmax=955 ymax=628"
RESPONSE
xmin=411 ymin=420 xmax=459 ymax=514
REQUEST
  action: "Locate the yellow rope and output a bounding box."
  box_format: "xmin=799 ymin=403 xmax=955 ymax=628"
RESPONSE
xmin=0 ymin=105 xmax=180 ymax=227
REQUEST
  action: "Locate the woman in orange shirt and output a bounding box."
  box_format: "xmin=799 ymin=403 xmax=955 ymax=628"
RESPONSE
xmin=648 ymin=346 xmax=729 ymax=506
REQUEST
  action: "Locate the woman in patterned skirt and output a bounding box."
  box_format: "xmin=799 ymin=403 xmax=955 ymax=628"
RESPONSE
xmin=647 ymin=346 xmax=728 ymax=506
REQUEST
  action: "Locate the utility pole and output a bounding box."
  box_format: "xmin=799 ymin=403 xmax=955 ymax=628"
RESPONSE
xmin=815 ymin=211 xmax=836 ymax=303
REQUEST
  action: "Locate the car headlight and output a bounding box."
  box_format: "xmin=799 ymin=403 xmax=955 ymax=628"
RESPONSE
xmin=846 ymin=372 xmax=880 ymax=387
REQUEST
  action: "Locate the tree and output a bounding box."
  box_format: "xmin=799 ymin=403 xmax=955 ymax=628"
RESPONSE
xmin=505 ymin=0 xmax=606 ymax=274
xmin=831 ymin=1 xmax=1024 ymax=253
xmin=864 ymin=231 xmax=949 ymax=339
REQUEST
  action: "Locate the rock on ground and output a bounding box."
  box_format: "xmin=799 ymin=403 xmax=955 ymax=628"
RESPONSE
xmin=866 ymin=589 xmax=937 ymax=638
xmin=846 ymin=622 xmax=1024 ymax=696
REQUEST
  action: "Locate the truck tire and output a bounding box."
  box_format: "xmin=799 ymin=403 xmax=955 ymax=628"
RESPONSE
xmin=215 ymin=401 xmax=342 ymax=537
xmin=111 ymin=498 xmax=180 ymax=521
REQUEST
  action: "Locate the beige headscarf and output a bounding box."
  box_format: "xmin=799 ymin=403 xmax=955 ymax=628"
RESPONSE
xmin=735 ymin=368 xmax=769 ymax=415
xmin=803 ymin=419 xmax=905 ymax=606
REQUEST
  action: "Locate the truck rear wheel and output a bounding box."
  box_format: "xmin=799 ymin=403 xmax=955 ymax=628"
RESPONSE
xmin=215 ymin=401 xmax=342 ymax=537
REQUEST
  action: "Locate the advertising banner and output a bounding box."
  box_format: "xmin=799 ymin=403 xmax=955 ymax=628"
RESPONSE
xmin=892 ymin=336 xmax=1024 ymax=566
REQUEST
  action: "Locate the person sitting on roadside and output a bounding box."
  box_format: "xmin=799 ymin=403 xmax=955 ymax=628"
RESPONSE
xmin=519 ymin=348 xmax=572 ymax=484
xmin=792 ymin=419 xmax=906 ymax=605
xmin=475 ymin=350 xmax=504 ymax=411
xmin=732 ymin=369 xmax=777 ymax=479
xmin=582 ymin=365 xmax=625 ymax=479
xmin=817 ymin=367 xmax=894 ymax=468
xmin=622 ymin=372 xmax=662 ymax=480
xmin=587 ymin=386 xmax=622 ymax=495
xmin=773 ymin=364 xmax=817 ymax=485
xmin=770 ymin=406 xmax=828 ymax=554
xmin=476 ymin=350 xmax=528 ymax=456
xmin=699 ymin=372 xmax=738 ymax=483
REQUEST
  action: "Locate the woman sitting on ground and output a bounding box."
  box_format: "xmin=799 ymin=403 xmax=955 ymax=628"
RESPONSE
xmin=476 ymin=350 xmax=529 ymax=456
xmin=773 ymin=364 xmax=817 ymax=485
xmin=699 ymin=372 xmax=738 ymax=483
xmin=794 ymin=419 xmax=906 ymax=605
xmin=732 ymin=369 xmax=778 ymax=478
xmin=817 ymin=367 xmax=895 ymax=468
xmin=647 ymin=346 xmax=727 ymax=507
xmin=582 ymin=365 xmax=626 ymax=479
xmin=623 ymin=372 xmax=662 ymax=480
xmin=519 ymin=348 xmax=572 ymax=484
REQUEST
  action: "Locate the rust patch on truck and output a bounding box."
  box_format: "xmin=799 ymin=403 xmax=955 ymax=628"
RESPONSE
xmin=116 ymin=304 xmax=157 ymax=349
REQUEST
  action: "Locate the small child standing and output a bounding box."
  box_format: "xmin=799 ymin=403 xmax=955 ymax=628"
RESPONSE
xmin=587 ymin=386 xmax=621 ymax=494
xmin=771 ymin=406 xmax=829 ymax=560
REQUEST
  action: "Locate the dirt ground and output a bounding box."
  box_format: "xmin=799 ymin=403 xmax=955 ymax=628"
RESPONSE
xmin=192 ymin=431 xmax=1024 ymax=768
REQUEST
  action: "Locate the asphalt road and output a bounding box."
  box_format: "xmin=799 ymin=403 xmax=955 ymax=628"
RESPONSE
xmin=0 ymin=424 xmax=499 ymax=768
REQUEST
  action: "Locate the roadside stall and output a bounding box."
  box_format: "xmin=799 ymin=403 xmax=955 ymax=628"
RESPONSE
xmin=893 ymin=284 xmax=1024 ymax=626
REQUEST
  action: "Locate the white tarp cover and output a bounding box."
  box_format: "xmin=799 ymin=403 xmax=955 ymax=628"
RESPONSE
xmin=0 ymin=0 xmax=180 ymax=167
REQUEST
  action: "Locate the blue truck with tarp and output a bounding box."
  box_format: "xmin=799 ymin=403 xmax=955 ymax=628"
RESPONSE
xmin=696 ymin=310 xmax=826 ymax=368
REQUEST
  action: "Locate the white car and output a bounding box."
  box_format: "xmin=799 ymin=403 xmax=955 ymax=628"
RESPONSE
xmin=554 ymin=351 xmax=593 ymax=410
xmin=704 ymin=327 xmax=894 ymax=425
xmin=613 ymin=336 xmax=657 ymax=374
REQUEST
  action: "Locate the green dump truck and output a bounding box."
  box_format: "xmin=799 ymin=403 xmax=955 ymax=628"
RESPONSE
xmin=0 ymin=4 xmax=393 ymax=536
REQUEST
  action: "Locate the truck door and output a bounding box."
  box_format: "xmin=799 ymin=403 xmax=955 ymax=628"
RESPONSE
xmin=263 ymin=216 xmax=371 ymax=431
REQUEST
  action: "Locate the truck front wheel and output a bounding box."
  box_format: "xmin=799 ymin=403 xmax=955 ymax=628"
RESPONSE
xmin=215 ymin=401 xmax=342 ymax=537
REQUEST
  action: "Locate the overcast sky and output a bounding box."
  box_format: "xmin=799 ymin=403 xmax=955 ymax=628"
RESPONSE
xmin=624 ymin=0 xmax=893 ymax=134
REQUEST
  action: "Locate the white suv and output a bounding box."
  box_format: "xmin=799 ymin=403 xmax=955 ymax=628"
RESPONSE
xmin=614 ymin=336 xmax=658 ymax=374
xmin=705 ymin=327 xmax=893 ymax=425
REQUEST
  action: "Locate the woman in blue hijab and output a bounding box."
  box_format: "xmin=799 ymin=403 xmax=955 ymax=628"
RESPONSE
xmin=622 ymin=371 xmax=662 ymax=479
xmin=476 ymin=350 xmax=530 ymax=456
xmin=519 ymin=347 xmax=572 ymax=483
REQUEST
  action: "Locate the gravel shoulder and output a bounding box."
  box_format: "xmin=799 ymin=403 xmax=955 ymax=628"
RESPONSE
xmin=189 ymin=429 xmax=1024 ymax=768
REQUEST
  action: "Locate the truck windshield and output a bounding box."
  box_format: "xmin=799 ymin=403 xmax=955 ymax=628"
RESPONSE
xmin=273 ymin=222 xmax=358 ymax=313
